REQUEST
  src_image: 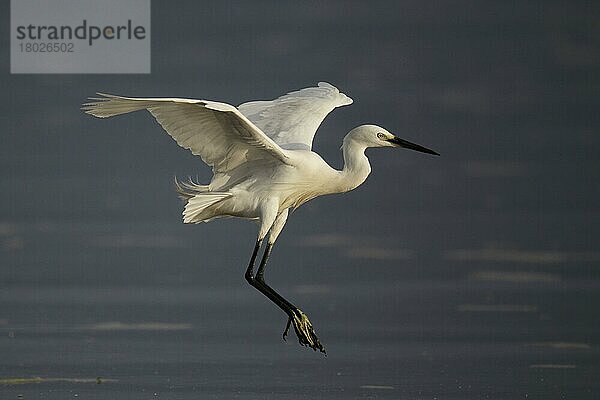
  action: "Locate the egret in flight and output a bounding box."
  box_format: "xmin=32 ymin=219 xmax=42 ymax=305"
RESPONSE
xmin=82 ymin=82 xmax=438 ymax=353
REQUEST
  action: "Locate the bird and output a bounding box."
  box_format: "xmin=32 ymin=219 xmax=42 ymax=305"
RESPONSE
xmin=82 ymin=82 xmax=439 ymax=354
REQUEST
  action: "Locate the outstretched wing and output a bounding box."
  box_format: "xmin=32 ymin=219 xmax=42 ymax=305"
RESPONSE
xmin=238 ymin=82 xmax=353 ymax=151
xmin=82 ymin=94 xmax=290 ymax=173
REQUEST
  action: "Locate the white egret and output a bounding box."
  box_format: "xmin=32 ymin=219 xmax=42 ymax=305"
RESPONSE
xmin=82 ymin=82 xmax=438 ymax=353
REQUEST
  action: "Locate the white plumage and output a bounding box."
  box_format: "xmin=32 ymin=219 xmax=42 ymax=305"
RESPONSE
xmin=82 ymin=82 xmax=438 ymax=353
xmin=238 ymin=81 xmax=353 ymax=150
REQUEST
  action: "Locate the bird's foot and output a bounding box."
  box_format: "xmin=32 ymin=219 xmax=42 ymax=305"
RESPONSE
xmin=283 ymin=308 xmax=326 ymax=354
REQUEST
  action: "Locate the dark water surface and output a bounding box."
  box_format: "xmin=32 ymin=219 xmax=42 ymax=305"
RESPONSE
xmin=1 ymin=1 xmax=599 ymax=398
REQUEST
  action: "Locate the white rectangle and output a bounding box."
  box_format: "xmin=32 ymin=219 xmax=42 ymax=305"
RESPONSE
xmin=11 ymin=0 xmax=151 ymax=74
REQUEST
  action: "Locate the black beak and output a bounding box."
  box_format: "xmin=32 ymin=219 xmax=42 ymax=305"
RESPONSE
xmin=388 ymin=136 xmax=440 ymax=156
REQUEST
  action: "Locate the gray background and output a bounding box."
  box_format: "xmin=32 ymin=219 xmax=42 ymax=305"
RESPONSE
xmin=1 ymin=1 xmax=599 ymax=399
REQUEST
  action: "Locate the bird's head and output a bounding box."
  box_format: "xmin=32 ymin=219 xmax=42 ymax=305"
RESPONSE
xmin=345 ymin=124 xmax=439 ymax=155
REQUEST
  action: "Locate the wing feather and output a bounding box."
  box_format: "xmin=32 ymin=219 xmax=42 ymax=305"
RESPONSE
xmin=82 ymin=94 xmax=290 ymax=173
xmin=238 ymin=82 xmax=353 ymax=150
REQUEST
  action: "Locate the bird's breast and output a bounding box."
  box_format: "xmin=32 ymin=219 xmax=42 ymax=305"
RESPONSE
xmin=268 ymin=160 xmax=341 ymax=210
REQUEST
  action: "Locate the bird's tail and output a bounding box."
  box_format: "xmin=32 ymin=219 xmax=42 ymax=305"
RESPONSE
xmin=182 ymin=192 xmax=232 ymax=224
xmin=174 ymin=176 xmax=210 ymax=200
xmin=175 ymin=177 xmax=232 ymax=223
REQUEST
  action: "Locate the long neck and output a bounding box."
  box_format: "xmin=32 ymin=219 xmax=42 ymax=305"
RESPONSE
xmin=337 ymin=138 xmax=372 ymax=192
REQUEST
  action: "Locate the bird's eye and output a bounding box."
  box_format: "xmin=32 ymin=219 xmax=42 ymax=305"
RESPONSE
xmin=377 ymin=132 xmax=386 ymax=140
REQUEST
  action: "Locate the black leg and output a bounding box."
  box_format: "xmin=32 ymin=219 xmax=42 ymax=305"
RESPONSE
xmin=247 ymin=241 xmax=326 ymax=354
xmin=244 ymin=240 xmax=263 ymax=285
xmin=245 ymin=240 xmax=294 ymax=317
xmin=255 ymin=243 xmax=296 ymax=311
